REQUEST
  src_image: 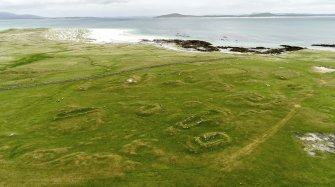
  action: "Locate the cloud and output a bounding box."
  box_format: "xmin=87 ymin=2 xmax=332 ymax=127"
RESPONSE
xmin=0 ymin=0 xmax=334 ymax=17
xmin=0 ymin=0 xmax=127 ymax=7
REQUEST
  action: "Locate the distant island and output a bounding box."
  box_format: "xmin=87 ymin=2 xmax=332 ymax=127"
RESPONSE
xmin=156 ymin=12 xmax=335 ymax=18
xmin=155 ymin=13 xmax=195 ymax=18
xmin=0 ymin=12 xmax=43 ymax=19
xmin=1 ymin=11 xmax=335 ymax=19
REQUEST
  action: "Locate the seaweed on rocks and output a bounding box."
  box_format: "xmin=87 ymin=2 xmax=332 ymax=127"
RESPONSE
xmin=217 ymin=46 xmax=257 ymax=53
xmin=152 ymin=39 xmax=305 ymax=54
xmin=218 ymin=45 xmax=304 ymax=54
xmin=153 ymin=39 xmax=220 ymax=52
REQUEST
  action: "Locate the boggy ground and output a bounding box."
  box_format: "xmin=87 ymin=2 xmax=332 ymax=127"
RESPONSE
xmin=0 ymin=29 xmax=335 ymax=186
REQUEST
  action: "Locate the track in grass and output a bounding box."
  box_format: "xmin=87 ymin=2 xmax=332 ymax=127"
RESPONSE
xmin=212 ymin=93 xmax=314 ymax=186
xmin=0 ymin=57 xmax=237 ymax=91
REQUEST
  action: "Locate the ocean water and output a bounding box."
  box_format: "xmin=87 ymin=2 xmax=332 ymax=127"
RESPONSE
xmin=1 ymin=17 xmax=335 ymax=48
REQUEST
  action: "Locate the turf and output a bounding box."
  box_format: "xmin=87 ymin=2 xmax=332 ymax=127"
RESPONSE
xmin=0 ymin=29 xmax=334 ymax=186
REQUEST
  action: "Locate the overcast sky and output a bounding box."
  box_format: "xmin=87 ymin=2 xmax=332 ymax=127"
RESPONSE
xmin=0 ymin=0 xmax=334 ymax=17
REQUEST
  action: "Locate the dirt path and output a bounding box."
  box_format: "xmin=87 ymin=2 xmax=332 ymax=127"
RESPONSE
xmin=211 ymin=93 xmax=314 ymax=186
xmin=219 ymin=104 xmax=301 ymax=172
xmin=0 ymin=57 xmax=236 ymax=91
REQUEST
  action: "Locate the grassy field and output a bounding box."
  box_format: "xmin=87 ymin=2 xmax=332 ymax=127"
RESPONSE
xmin=0 ymin=29 xmax=334 ymax=186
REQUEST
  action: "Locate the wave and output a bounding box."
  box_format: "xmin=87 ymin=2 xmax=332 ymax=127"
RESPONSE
xmin=45 ymin=28 xmax=165 ymax=43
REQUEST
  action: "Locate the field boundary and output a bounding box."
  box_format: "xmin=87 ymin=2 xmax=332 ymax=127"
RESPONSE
xmin=0 ymin=57 xmax=237 ymax=91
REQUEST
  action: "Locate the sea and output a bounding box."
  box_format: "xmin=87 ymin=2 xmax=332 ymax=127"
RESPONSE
xmin=1 ymin=17 xmax=335 ymax=49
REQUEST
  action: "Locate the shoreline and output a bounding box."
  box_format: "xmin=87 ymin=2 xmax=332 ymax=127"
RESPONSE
xmin=42 ymin=28 xmax=335 ymax=54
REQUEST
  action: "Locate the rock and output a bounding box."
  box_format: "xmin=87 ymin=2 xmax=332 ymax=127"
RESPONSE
xmin=218 ymin=46 xmax=257 ymax=53
xmin=153 ymin=39 xmax=220 ymax=52
xmin=312 ymin=44 xmax=335 ymax=48
xmin=261 ymin=45 xmax=304 ymax=54
xmin=296 ymin=133 xmax=335 ymax=156
xmin=313 ymin=66 xmax=335 ymax=74
xmin=141 ymin=39 xmax=151 ymax=42
xmin=220 ymin=36 xmax=229 ymax=41
xmin=280 ymin=45 xmax=305 ymax=51
xmin=261 ymin=48 xmax=285 ymax=54
xmin=176 ymin=33 xmax=190 ymax=38
xmin=127 ymin=78 xmax=137 ymax=84
xmin=9 ymin=133 xmax=16 ymax=137
xmin=153 ymin=39 xmax=304 ymax=54
xmin=252 ymin=47 xmax=269 ymax=50
xmin=218 ymin=45 xmax=303 ymax=54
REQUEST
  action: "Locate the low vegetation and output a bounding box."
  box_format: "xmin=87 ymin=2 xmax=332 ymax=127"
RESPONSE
xmin=0 ymin=29 xmax=334 ymax=186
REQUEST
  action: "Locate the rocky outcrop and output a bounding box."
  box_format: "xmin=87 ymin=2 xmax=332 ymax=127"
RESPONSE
xmin=218 ymin=45 xmax=304 ymax=54
xmin=281 ymin=45 xmax=304 ymax=51
xmin=153 ymin=39 xmax=220 ymax=52
xmin=312 ymin=44 xmax=335 ymax=48
xmin=218 ymin=46 xmax=257 ymax=53
xmin=152 ymin=39 xmax=305 ymax=54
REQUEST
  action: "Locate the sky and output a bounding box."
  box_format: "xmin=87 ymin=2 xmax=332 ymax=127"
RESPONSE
xmin=0 ymin=0 xmax=334 ymax=17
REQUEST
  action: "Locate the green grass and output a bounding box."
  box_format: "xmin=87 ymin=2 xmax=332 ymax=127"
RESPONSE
xmin=0 ymin=29 xmax=334 ymax=186
xmin=8 ymin=53 xmax=52 ymax=68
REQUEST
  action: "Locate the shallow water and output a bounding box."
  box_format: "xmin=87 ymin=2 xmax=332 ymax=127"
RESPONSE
xmin=1 ymin=17 xmax=335 ymax=47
